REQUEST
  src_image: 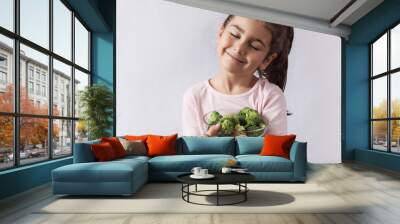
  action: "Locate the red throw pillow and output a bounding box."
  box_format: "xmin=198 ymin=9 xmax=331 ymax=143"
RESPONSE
xmin=91 ymin=142 xmax=117 ymax=161
xmin=146 ymin=134 xmax=178 ymax=157
xmin=101 ymin=137 xmax=127 ymax=158
xmin=260 ymin=134 xmax=296 ymax=159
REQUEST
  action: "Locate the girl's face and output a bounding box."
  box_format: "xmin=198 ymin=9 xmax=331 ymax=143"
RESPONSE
xmin=217 ymin=16 xmax=276 ymax=76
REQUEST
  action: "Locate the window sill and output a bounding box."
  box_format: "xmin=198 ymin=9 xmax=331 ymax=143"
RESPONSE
xmin=0 ymin=156 xmax=72 ymax=176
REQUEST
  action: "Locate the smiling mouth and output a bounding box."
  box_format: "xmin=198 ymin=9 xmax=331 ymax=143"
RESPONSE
xmin=226 ymin=52 xmax=246 ymax=64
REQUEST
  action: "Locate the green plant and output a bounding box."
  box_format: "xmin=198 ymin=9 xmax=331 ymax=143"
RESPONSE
xmin=79 ymin=84 xmax=113 ymax=140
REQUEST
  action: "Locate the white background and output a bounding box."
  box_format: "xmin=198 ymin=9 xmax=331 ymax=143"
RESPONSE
xmin=116 ymin=0 xmax=341 ymax=163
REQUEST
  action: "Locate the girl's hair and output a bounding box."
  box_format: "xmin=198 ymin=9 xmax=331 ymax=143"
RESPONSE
xmin=222 ymin=15 xmax=294 ymax=91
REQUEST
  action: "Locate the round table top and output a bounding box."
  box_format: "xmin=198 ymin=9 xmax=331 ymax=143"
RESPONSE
xmin=177 ymin=172 xmax=255 ymax=185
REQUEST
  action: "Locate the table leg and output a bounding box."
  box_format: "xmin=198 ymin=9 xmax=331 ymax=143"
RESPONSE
xmin=217 ymin=184 xmax=219 ymax=206
xmin=245 ymin=183 xmax=247 ymax=201
xmin=195 ymin=184 xmax=197 ymax=192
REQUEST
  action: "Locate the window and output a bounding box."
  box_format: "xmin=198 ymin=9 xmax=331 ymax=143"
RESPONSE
xmin=35 ymin=70 xmax=40 ymax=81
xmin=28 ymin=81 xmax=34 ymax=94
xmin=53 ymin=0 xmax=72 ymax=60
xmin=75 ymin=18 xmax=89 ymax=70
xmin=0 ymin=0 xmax=91 ymax=170
xmin=0 ymin=71 xmax=6 ymax=85
xmin=35 ymin=84 xmax=40 ymax=95
xmin=42 ymin=85 xmax=46 ymax=97
xmin=28 ymin=67 xmax=34 ymax=80
xmin=41 ymin=73 xmax=46 ymax=82
xmin=0 ymin=55 xmax=7 ymax=67
xmin=20 ymin=0 xmax=49 ymax=49
xmin=0 ymin=0 xmax=13 ymax=32
xmin=371 ymin=23 xmax=400 ymax=154
xmin=0 ymin=54 xmax=7 ymax=87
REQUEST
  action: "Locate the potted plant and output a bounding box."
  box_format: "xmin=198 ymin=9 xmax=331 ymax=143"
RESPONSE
xmin=79 ymin=84 xmax=113 ymax=140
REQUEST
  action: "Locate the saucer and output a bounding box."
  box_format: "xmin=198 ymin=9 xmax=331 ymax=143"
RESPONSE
xmin=190 ymin=174 xmax=215 ymax=179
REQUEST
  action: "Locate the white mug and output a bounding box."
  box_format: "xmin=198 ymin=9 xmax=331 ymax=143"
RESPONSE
xmin=221 ymin=167 xmax=232 ymax=174
xmin=191 ymin=167 xmax=202 ymax=176
xmin=200 ymin=169 xmax=208 ymax=176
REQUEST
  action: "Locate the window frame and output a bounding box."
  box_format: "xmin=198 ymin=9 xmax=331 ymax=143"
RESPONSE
xmin=370 ymin=20 xmax=400 ymax=154
xmin=0 ymin=0 xmax=92 ymax=171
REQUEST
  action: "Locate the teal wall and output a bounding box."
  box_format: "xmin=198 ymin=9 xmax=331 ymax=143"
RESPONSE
xmin=0 ymin=0 xmax=116 ymax=200
xmin=0 ymin=158 xmax=72 ymax=199
xmin=343 ymin=0 xmax=400 ymax=171
xmin=91 ymin=32 xmax=115 ymax=135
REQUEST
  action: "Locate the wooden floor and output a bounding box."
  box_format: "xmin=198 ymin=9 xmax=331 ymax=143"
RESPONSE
xmin=1 ymin=162 xmax=400 ymax=224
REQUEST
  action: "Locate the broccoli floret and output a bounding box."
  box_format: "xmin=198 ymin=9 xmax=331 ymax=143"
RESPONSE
xmin=233 ymin=124 xmax=246 ymax=136
xmin=220 ymin=115 xmax=238 ymax=135
xmin=207 ymin=111 xmax=223 ymax=125
xmin=238 ymin=107 xmax=263 ymax=128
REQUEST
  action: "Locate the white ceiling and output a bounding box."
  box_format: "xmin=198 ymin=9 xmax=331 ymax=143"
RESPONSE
xmin=164 ymin=0 xmax=384 ymax=38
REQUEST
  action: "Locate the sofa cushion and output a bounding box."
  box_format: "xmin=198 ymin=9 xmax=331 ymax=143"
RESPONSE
xmin=147 ymin=134 xmax=178 ymax=157
xmin=178 ymin=137 xmax=235 ymax=155
xmin=101 ymin=137 xmax=127 ymax=158
xmin=148 ymin=154 xmax=235 ymax=172
xmin=53 ymin=158 xmax=147 ymax=183
xmin=235 ymin=137 xmax=263 ymax=155
xmin=260 ymin=134 xmax=296 ymax=159
xmin=236 ymin=155 xmax=293 ymax=172
xmin=74 ymin=139 xmax=100 ymax=163
xmin=91 ymin=142 xmax=118 ymax=161
xmin=118 ymin=138 xmax=147 ymax=156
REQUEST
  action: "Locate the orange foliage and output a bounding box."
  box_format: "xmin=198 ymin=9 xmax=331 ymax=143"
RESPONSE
xmin=0 ymin=84 xmax=60 ymax=150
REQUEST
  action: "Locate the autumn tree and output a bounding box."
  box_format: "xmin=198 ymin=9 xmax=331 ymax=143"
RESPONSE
xmin=372 ymin=99 xmax=400 ymax=143
xmin=0 ymin=84 xmax=60 ymax=152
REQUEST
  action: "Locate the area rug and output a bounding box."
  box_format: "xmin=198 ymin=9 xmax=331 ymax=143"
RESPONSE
xmin=37 ymin=183 xmax=362 ymax=214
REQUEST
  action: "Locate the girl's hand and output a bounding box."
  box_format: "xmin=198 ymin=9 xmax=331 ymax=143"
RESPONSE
xmin=206 ymin=123 xmax=221 ymax=137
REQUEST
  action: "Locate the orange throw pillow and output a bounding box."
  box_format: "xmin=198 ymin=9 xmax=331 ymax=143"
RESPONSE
xmin=91 ymin=142 xmax=117 ymax=161
xmin=124 ymin=135 xmax=149 ymax=141
xmin=260 ymin=134 xmax=296 ymax=159
xmin=146 ymin=134 xmax=178 ymax=157
xmin=101 ymin=137 xmax=127 ymax=158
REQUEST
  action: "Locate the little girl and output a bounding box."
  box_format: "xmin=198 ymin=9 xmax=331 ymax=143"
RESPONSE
xmin=182 ymin=15 xmax=294 ymax=136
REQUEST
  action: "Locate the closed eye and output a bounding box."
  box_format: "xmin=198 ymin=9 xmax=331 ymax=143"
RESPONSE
xmin=230 ymin=33 xmax=239 ymax=38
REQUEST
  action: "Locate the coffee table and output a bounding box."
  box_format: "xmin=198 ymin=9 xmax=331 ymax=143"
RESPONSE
xmin=177 ymin=172 xmax=255 ymax=206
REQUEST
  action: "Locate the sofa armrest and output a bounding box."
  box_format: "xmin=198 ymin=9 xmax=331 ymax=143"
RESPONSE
xmin=73 ymin=140 xmax=100 ymax=163
xmin=289 ymin=141 xmax=307 ymax=181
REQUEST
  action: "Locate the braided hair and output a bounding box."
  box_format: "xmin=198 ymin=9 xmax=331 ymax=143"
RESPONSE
xmin=222 ymin=15 xmax=294 ymax=91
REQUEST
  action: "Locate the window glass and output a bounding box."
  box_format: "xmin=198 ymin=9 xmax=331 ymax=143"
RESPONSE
xmin=75 ymin=120 xmax=88 ymax=143
xmin=53 ymin=119 xmax=72 ymax=157
xmin=53 ymin=59 xmax=72 ymax=117
xmin=74 ymin=18 xmax=89 ymax=69
xmin=0 ymin=35 xmax=14 ymax=113
xmin=74 ymin=69 xmax=89 ymax=118
xmin=19 ymin=117 xmax=49 ymax=165
xmin=391 ymin=120 xmax=400 ymax=153
xmin=391 ymin=72 xmax=400 ymax=118
xmin=0 ymin=116 xmax=14 ymax=170
xmin=372 ymin=121 xmax=388 ymax=151
xmin=372 ymin=34 xmax=387 ymax=76
xmin=0 ymin=0 xmax=14 ymax=31
xmin=20 ymin=44 xmax=49 ymax=115
xmin=20 ymin=0 xmax=49 ymax=49
xmin=391 ymin=24 xmax=400 ymax=70
xmin=53 ymin=0 xmax=72 ymax=60
xmin=372 ymin=77 xmax=387 ymax=119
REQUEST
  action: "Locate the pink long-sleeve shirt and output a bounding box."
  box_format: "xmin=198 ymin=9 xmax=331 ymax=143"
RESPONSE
xmin=181 ymin=78 xmax=287 ymax=136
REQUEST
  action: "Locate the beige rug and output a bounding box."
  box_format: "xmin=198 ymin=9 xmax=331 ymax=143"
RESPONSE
xmin=37 ymin=183 xmax=362 ymax=214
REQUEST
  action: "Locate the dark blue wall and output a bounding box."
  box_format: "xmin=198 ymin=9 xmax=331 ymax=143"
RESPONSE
xmin=343 ymin=0 xmax=400 ymax=171
xmin=0 ymin=0 xmax=116 ymax=200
